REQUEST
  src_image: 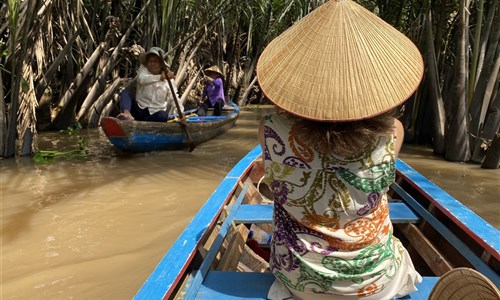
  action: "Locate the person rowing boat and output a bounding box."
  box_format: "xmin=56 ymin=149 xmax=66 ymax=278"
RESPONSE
xmin=117 ymin=47 xmax=183 ymax=122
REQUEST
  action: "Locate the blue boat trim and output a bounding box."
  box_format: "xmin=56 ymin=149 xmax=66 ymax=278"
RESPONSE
xmin=183 ymin=184 xmax=251 ymax=300
xmin=196 ymin=272 xmax=439 ymax=300
xmin=396 ymin=159 xmax=500 ymax=259
xmin=133 ymin=145 xmax=262 ymax=300
xmin=232 ymin=202 xmax=421 ymax=224
xmin=391 ymin=183 xmax=500 ymax=287
xmin=102 ymin=100 xmax=240 ymax=152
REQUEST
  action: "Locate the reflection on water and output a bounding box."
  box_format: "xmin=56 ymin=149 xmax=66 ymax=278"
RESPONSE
xmin=1 ymin=108 xmax=498 ymax=299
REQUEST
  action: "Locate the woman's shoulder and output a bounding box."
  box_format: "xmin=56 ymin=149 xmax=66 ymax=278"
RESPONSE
xmin=137 ymin=65 xmax=150 ymax=74
xmin=212 ymin=77 xmax=223 ymax=85
xmin=262 ymin=111 xmax=302 ymax=138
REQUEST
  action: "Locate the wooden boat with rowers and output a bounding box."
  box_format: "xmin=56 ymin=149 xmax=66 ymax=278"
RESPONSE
xmin=134 ymin=145 xmax=500 ymax=299
xmin=100 ymin=100 xmax=239 ymax=152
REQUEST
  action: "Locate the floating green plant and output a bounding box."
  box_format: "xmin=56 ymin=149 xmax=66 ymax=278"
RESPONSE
xmin=33 ymin=123 xmax=88 ymax=164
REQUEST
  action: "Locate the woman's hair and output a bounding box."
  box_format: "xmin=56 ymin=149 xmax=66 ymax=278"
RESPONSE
xmin=291 ymin=110 xmax=397 ymax=156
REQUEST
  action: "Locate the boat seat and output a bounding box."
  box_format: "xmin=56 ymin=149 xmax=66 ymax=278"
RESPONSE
xmin=232 ymin=201 xmax=420 ymax=224
xmin=195 ymin=271 xmax=439 ymax=300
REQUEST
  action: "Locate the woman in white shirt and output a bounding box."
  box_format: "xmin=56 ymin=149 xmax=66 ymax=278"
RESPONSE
xmin=118 ymin=47 xmax=183 ymax=121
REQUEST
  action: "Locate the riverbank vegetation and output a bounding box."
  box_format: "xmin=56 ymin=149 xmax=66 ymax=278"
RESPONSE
xmin=1 ymin=0 xmax=499 ymax=168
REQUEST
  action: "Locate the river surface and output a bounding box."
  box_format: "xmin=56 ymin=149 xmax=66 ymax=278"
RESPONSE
xmin=1 ymin=108 xmax=499 ymax=300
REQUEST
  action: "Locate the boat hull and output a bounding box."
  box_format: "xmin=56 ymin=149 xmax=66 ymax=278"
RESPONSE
xmin=101 ymin=101 xmax=239 ymax=152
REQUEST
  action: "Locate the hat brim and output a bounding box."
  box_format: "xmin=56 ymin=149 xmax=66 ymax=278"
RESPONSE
xmin=139 ymin=50 xmax=169 ymax=69
xmin=205 ymin=70 xmax=223 ymax=78
xmin=429 ymin=268 xmax=500 ymax=300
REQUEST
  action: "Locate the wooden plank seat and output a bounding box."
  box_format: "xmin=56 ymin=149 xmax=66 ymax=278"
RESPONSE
xmin=232 ymin=201 xmax=421 ymax=224
xmin=195 ymin=271 xmax=440 ymax=300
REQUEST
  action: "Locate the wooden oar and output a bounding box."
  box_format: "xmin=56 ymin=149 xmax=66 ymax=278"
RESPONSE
xmin=166 ymin=77 xmax=195 ymax=152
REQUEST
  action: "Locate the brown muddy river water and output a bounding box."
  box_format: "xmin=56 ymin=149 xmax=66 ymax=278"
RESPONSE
xmin=1 ymin=108 xmax=499 ymax=299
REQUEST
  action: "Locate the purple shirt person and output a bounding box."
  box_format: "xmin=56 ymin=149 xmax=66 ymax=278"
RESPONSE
xmin=204 ymin=77 xmax=225 ymax=107
xmin=197 ymin=65 xmax=225 ymax=116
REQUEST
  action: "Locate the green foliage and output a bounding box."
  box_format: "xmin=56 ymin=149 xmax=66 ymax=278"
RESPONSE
xmin=59 ymin=122 xmax=83 ymax=136
xmin=20 ymin=78 xmax=29 ymax=93
xmin=33 ymin=147 xmax=88 ymax=164
xmin=3 ymin=0 xmax=497 ymax=163
xmin=33 ymin=123 xmax=88 ymax=164
xmin=7 ymin=0 xmax=20 ymax=28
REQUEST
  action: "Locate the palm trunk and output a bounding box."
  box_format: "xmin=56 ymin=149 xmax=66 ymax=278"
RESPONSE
xmin=6 ymin=0 xmax=35 ymax=157
xmin=76 ymin=0 xmax=151 ymax=122
xmin=87 ymin=78 xmax=124 ymax=128
xmin=468 ymin=11 xmax=500 ymax=152
xmin=5 ymin=0 xmax=21 ymax=158
xmin=233 ymin=58 xmax=257 ymax=106
xmin=474 ymin=0 xmax=499 ymax=88
xmin=226 ymin=13 xmax=242 ymax=101
xmin=175 ymin=38 xmax=203 ymax=88
xmin=482 ymin=133 xmax=500 ymax=169
xmin=0 ymin=67 xmax=5 ymax=157
xmin=467 ymin=0 xmax=484 ymax=104
xmin=471 ymin=78 xmax=500 ymax=162
xmin=445 ymin=0 xmax=471 ymax=162
xmin=35 ymin=31 xmax=80 ymax=99
xmin=19 ymin=65 xmax=38 ymax=156
xmin=52 ymin=43 xmax=106 ymax=129
xmin=424 ymin=9 xmax=445 ymax=154
xmin=242 ymin=76 xmax=258 ymax=106
xmin=179 ymin=70 xmax=201 ymax=105
xmin=434 ymin=0 xmax=448 ymax=65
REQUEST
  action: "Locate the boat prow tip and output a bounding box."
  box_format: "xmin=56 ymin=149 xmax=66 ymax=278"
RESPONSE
xmin=101 ymin=117 xmax=126 ymax=137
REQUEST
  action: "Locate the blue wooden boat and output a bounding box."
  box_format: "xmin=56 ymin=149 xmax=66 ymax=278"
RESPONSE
xmin=134 ymin=145 xmax=500 ymax=299
xmin=100 ymin=100 xmax=239 ymax=152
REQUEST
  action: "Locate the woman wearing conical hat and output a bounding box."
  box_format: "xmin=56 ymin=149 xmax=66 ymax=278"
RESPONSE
xmin=197 ymin=65 xmax=225 ymax=116
xmin=257 ymin=1 xmax=424 ymax=299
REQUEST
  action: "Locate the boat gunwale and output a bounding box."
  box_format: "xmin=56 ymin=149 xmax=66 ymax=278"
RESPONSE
xmin=395 ymin=160 xmax=500 ymax=261
xmin=101 ymin=101 xmax=240 ymax=152
xmin=108 ymin=100 xmax=240 ymax=133
xmin=133 ymin=145 xmax=262 ymax=300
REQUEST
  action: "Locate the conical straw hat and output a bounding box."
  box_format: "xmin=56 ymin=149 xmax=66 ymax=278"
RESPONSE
xmin=256 ymin=0 xmax=424 ymax=121
xmin=429 ymin=268 xmax=500 ymax=300
xmin=204 ymin=65 xmax=224 ymax=78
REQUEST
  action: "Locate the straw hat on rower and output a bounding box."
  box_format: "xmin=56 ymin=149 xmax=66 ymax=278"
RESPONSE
xmin=256 ymin=0 xmax=424 ymax=122
xmin=139 ymin=47 xmax=170 ymax=70
xmin=204 ymin=65 xmax=224 ymax=78
xmin=429 ymin=268 xmax=500 ymax=300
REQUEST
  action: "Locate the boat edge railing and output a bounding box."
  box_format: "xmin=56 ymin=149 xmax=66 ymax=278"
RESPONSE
xmin=133 ymin=145 xmax=262 ymax=300
xmin=396 ymin=159 xmax=500 ymax=261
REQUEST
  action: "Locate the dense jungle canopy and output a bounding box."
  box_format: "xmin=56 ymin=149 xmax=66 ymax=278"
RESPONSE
xmin=1 ymin=0 xmax=499 ymax=168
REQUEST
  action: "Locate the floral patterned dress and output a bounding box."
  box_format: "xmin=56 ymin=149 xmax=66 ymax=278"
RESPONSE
xmin=262 ymin=113 xmax=421 ymax=300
